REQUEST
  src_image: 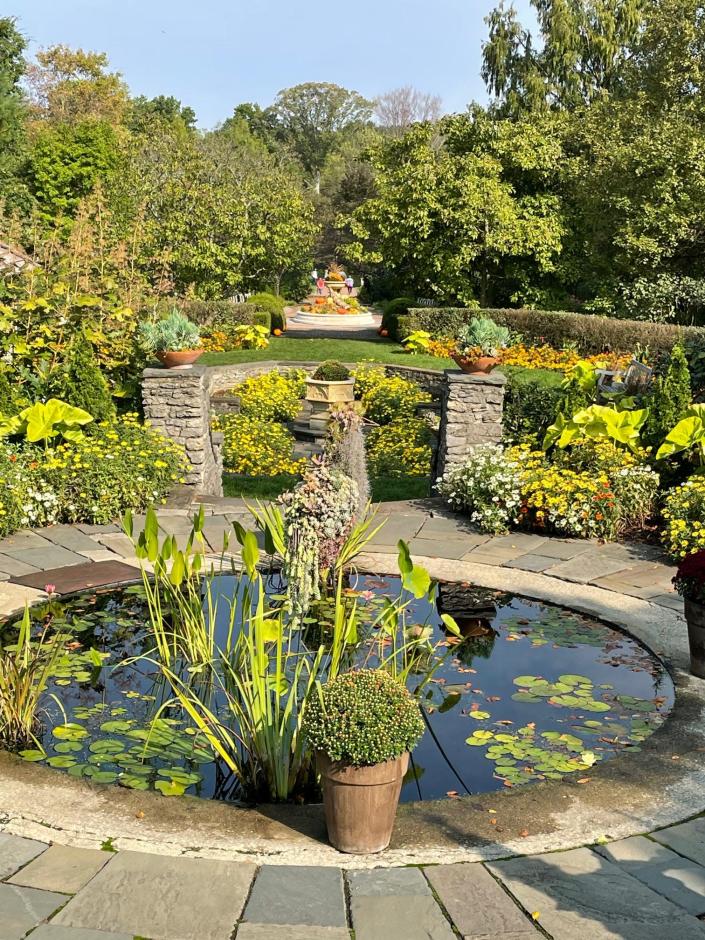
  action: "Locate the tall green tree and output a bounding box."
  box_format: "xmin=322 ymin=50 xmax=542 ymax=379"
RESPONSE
xmin=271 ymin=83 xmax=373 ymax=192
xmin=344 ymin=120 xmax=564 ymax=305
xmin=482 ymin=0 xmax=644 ymax=114
xmin=26 ymin=120 xmax=120 ymax=223
xmin=128 ymin=95 xmax=197 ymax=134
xmin=0 ymin=17 xmax=28 ymax=204
xmin=25 ymin=45 xmax=128 ymax=126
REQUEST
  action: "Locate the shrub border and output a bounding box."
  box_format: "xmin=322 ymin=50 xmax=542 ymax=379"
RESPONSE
xmin=396 ymin=307 xmax=705 ymax=358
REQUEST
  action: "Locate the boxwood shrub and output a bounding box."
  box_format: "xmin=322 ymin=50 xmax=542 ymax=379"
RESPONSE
xmin=302 ymin=669 xmax=425 ymax=765
xmin=395 ymin=307 xmax=705 ymax=359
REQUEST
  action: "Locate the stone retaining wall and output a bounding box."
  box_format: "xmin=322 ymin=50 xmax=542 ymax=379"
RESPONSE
xmin=142 ymin=366 xmax=223 ymax=497
xmin=143 ymin=360 xmax=505 ymax=496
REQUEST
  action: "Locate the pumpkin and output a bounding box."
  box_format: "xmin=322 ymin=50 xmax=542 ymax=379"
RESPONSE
xmin=380 ymin=328 xmax=389 ymax=337
xmin=273 ymin=328 xmax=282 ymax=336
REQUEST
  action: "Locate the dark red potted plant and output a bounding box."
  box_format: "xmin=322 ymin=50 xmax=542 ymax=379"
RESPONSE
xmin=673 ymin=550 xmax=705 ymax=678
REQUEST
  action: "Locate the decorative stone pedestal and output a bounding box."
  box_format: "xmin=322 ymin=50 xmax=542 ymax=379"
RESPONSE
xmin=142 ymin=365 xmax=223 ymax=497
xmin=436 ymin=370 xmax=506 ymax=481
xmin=304 ymin=378 xmax=355 ymax=432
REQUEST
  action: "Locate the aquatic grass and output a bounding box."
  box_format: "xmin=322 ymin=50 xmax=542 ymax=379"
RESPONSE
xmin=125 ymin=501 xmax=451 ymax=801
xmin=0 ymin=606 xmax=67 ymax=751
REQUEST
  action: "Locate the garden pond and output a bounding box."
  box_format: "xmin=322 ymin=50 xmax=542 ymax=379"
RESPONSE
xmin=4 ymin=575 xmax=674 ymax=803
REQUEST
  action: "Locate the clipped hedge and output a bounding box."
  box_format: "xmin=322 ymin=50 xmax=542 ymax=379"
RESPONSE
xmin=380 ymin=297 xmax=416 ymax=336
xmin=396 ymin=307 xmax=705 ymax=358
xmin=175 ymin=299 xmax=269 ymax=330
xmin=249 ymin=293 xmax=288 ymax=333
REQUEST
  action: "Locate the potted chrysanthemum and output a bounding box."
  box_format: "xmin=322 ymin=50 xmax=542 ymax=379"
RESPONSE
xmin=303 ymin=669 xmax=425 ymax=854
xmin=673 ymin=550 xmax=705 ymax=677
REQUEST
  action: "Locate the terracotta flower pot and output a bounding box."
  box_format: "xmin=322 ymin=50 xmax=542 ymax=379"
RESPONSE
xmin=684 ymin=598 xmax=705 ymax=678
xmin=317 ymin=751 xmax=409 ymax=854
xmin=156 ymin=349 xmax=203 ymax=369
xmin=452 ymin=354 xmax=499 ymax=374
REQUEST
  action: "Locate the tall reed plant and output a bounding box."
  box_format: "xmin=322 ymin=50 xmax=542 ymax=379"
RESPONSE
xmin=125 ymin=506 xmax=457 ymax=802
xmin=0 ymin=606 xmax=67 ymax=750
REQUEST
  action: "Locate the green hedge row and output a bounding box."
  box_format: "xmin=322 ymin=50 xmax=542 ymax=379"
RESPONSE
xmin=175 ymin=300 xmax=270 ymax=329
xmin=396 ymin=307 xmax=705 ymax=358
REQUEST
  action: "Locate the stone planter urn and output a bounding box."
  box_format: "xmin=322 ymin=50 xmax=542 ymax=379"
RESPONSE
xmin=316 ymin=752 xmax=409 ymax=854
xmin=684 ymin=598 xmax=705 ymax=678
xmin=304 ymin=377 xmax=355 ymax=431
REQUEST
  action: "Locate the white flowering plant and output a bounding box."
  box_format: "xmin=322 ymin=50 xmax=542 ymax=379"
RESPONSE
xmin=436 ymin=444 xmax=523 ymax=534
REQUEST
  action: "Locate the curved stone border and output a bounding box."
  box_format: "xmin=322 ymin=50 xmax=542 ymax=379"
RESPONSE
xmin=1 ymin=547 xmax=704 ymax=868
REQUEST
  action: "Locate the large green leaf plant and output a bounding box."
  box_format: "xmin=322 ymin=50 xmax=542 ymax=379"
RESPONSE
xmin=0 ymin=399 xmax=93 ymax=447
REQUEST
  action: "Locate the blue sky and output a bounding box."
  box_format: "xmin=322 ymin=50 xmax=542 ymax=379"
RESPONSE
xmin=11 ymin=0 xmax=536 ymax=128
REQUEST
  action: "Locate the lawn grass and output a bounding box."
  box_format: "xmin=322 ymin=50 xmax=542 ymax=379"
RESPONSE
xmin=223 ymin=472 xmax=430 ymax=503
xmin=223 ymin=473 xmax=298 ymax=501
xmin=202 ymin=334 xmax=561 ymax=387
xmin=202 ymin=335 xmax=451 ymax=371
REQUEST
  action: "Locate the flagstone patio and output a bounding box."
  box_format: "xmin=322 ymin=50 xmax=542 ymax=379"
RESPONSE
xmin=1 ymin=497 xmax=703 ymax=939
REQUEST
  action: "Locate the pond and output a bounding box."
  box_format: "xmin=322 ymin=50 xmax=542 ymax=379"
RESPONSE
xmin=4 ymin=574 xmax=674 ymax=803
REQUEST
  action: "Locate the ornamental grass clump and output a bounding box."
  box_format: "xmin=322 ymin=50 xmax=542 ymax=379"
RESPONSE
xmin=303 ymin=670 xmax=425 ymax=766
xmin=0 ymin=607 xmax=67 ymax=750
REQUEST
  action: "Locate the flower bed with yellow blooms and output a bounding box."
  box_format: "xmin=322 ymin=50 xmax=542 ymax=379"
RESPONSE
xmin=662 ymin=477 xmax=705 ymax=559
xmin=499 ymin=344 xmax=631 ymax=372
xmin=214 ymin=413 xmax=306 ymax=477
xmin=438 ymin=442 xmax=658 ymax=541
xmin=0 ymin=414 xmax=188 ymax=535
xmin=366 ymin=418 xmax=434 ymax=478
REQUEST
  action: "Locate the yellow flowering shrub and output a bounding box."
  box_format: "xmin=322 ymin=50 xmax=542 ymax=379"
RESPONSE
xmin=39 ymin=414 xmax=189 ymax=524
xmin=366 ymin=418 xmax=433 ymax=478
xmin=229 ymin=370 xmax=306 ymax=422
xmin=662 ymin=478 xmax=705 ymax=559
xmin=355 ymin=369 xmax=432 ymax=426
xmin=215 ymin=414 xmax=306 ymax=477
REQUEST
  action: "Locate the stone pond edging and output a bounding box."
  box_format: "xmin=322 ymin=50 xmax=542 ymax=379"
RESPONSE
xmin=0 ymin=505 xmax=703 ymax=868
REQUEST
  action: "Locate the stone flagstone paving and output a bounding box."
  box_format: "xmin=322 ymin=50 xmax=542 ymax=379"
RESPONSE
xmin=2 ymin=831 xmax=705 ymax=938
xmin=0 ymin=496 xmax=681 ymax=612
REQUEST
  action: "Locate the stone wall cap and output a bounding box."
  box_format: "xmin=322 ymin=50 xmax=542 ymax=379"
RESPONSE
xmin=143 ymin=364 xmax=208 ymax=378
xmin=444 ymin=369 xmax=507 ymax=386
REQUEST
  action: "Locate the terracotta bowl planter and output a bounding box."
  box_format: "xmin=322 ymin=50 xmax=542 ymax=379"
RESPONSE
xmin=452 ymin=354 xmax=499 ymax=375
xmin=317 ymin=751 xmax=409 ymax=854
xmin=156 ymin=349 xmax=203 ymax=369
xmin=684 ymin=598 xmax=705 ymax=678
